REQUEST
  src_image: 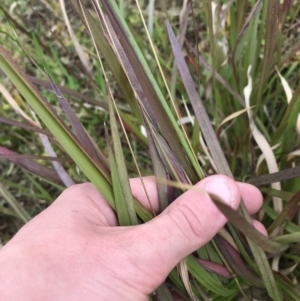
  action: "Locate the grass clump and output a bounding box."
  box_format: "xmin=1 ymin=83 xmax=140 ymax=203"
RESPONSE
xmin=1 ymin=0 xmax=300 ymax=300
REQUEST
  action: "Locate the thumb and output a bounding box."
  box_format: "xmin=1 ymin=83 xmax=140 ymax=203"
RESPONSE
xmin=132 ymin=175 xmax=241 ymax=282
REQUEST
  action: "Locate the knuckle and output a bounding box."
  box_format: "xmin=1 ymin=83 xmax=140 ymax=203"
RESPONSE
xmin=166 ymin=202 xmax=205 ymax=241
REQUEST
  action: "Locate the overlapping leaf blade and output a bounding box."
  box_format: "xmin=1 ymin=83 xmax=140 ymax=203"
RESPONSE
xmin=0 ymin=181 xmax=31 ymax=223
xmin=98 ymin=0 xmax=198 ymax=183
xmin=0 ymin=43 xmax=153 ymax=223
xmin=166 ymin=20 xmax=283 ymax=301
xmin=0 ymin=146 xmax=65 ymax=184
xmin=106 ymin=97 xmax=137 ymax=226
xmin=0 ymin=45 xmax=116 ymax=203
xmin=47 ymin=74 xmax=111 ymax=181
xmin=68 ymin=0 xmax=141 ymax=122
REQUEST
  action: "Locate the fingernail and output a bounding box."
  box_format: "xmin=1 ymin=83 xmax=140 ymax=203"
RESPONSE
xmin=203 ymin=178 xmax=235 ymax=207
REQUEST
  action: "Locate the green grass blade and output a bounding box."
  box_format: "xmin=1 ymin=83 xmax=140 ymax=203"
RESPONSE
xmin=155 ymin=283 xmax=175 ymax=301
xmin=0 ymin=45 xmax=114 ymax=206
xmin=143 ymin=117 xmax=169 ymax=211
xmin=273 ymin=232 xmax=300 ymax=244
xmin=0 ymin=44 xmax=153 ymax=224
xmin=186 ymin=255 xmax=237 ymax=297
xmin=267 ymin=190 xmax=300 ymax=234
xmin=248 ymin=241 xmax=283 ymax=301
xmin=99 ymin=0 xmax=199 ymax=183
xmin=0 ymin=182 xmax=31 ymax=223
xmin=167 ymin=19 xmax=283 ymax=300
xmin=255 ymin=0 xmax=280 ymax=109
xmin=107 ymin=98 xmax=137 ymax=225
xmin=47 ymin=74 xmax=111 ymax=181
xmin=68 ymin=0 xmax=142 ymax=122
xmin=276 ymin=275 xmax=300 ymax=300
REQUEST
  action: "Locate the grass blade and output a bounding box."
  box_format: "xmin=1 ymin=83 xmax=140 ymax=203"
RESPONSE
xmin=47 ymin=74 xmax=111 ymax=181
xmin=249 ymin=166 xmax=300 ymax=187
xmin=255 ymin=0 xmax=280 ymax=107
xmin=38 ymin=133 xmax=75 ymax=187
xmin=0 ymin=146 xmax=67 ymax=184
xmin=167 ymin=20 xmax=283 ymax=300
xmin=186 ymin=256 xmax=237 ymax=297
xmin=243 ymin=66 xmax=282 ymax=213
xmin=106 ymin=97 xmax=138 ymax=225
xmin=0 ymin=45 xmax=113 ymax=207
xmin=0 ymin=182 xmax=31 ymax=223
xmin=268 ymin=190 xmax=300 ymax=235
xmin=272 ymin=81 xmax=300 ymax=144
xmin=99 ymin=0 xmax=198 ymax=183
xmin=213 ymin=235 xmax=264 ymax=287
xmin=166 ymin=20 xmax=232 ymax=177
xmin=185 ymin=41 xmax=244 ymax=106
xmin=59 ymin=0 xmax=91 ymax=73
xmin=68 ymin=0 xmax=141 ymax=121
xmin=0 ymin=43 xmax=155 ymax=224
xmin=210 ymin=193 xmax=283 ymax=254
xmin=0 ymin=116 xmax=53 ymax=137
xmin=142 ymin=115 xmax=169 ymax=211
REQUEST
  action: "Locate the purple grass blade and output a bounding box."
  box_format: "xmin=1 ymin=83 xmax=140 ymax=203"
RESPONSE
xmin=166 ymin=20 xmax=232 ymax=177
xmin=47 ymin=74 xmax=110 ymax=177
xmin=0 ymin=146 xmax=69 ymax=184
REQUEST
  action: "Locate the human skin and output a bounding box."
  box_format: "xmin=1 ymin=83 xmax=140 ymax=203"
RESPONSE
xmin=0 ymin=175 xmax=266 ymax=301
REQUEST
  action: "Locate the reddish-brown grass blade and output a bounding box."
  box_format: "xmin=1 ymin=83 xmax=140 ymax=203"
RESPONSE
xmin=0 ymin=146 xmax=68 ymax=184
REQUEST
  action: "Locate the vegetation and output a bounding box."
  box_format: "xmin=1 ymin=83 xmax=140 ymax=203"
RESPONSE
xmin=0 ymin=0 xmax=300 ymax=300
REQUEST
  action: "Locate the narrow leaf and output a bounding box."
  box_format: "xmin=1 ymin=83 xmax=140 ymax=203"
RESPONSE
xmin=0 ymin=182 xmax=31 ymax=223
xmin=142 ymin=114 xmax=169 ymax=211
xmin=0 ymin=33 xmax=153 ymax=225
xmin=155 ymin=283 xmax=175 ymax=301
xmin=0 ymin=146 xmax=67 ymax=184
xmin=218 ymin=107 xmax=254 ymax=128
xmin=273 ymin=232 xmax=300 ymax=244
xmin=244 ymin=66 xmax=282 ymax=213
xmin=99 ymin=0 xmax=198 ymax=183
xmin=59 ymin=0 xmax=92 ymax=72
xmin=273 ymin=81 xmax=300 ymax=143
xmin=213 ymin=235 xmax=264 ymax=286
xmin=68 ymin=0 xmax=141 ymax=121
xmin=276 ymin=67 xmax=300 ymax=135
xmin=185 ymin=41 xmax=244 ymax=106
xmin=47 ymin=74 xmax=110 ymax=181
xmin=248 ymin=166 xmax=300 ymax=187
xmin=186 ymin=256 xmax=237 ymax=297
xmin=166 ymin=20 xmax=232 ymax=176
xmin=0 ymin=116 xmax=53 ymax=137
xmin=209 ymin=193 xmax=283 ymax=254
xmin=256 ymin=0 xmax=280 ymax=107
xmin=38 ymin=133 xmax=75 ymax=187
xmin=107 ymin=97 xmax=138 ymax=225
xmin=268 ymin=190 xmax=300 ymax=234
xmin=0 ymin=45 xmax=114 ymax=207
xmin=196 ymin=258 xmax=232 ymax=279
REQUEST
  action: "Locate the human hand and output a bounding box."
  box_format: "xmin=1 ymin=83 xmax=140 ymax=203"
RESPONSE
xmin=0 ymin=175 xmax=266 ymax=301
